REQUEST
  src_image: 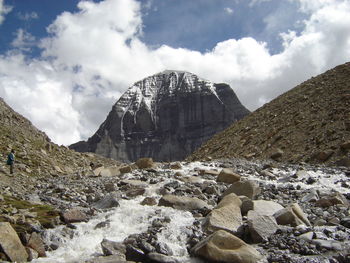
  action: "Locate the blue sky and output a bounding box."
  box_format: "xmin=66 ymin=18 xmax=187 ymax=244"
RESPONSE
xmin=1 ymin=0 xmax=306 ymax=55
xmin=0 ymin=0 xmax=350 ymax=145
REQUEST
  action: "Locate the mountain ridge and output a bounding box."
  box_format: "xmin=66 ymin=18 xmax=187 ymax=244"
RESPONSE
xmin=188 ymin=62 xmax=350 ymax=166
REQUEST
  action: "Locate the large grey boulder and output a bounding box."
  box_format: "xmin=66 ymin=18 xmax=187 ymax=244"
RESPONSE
xmin=274 ymin=203 xmax=311 ymax=226
xmin=93 ymin=193 xmax=120 ymax=209
xmin=242 ymin=200 xmax=284 ymax=216
xmin=158 ymin=195 xmax=209 ymax=211
xmin=0 ymin=222 xmax=28 ymax=262
xmin=217 ymin=168 xmax=241 ymax=183
xmin=191 ymin=230 xmax=262 ymax=263
xmin=70 ymin=71 xmax=249 ymax=162
xmin=223 ymin=180 xmax=261 ymax=199
xmin=205 ymin=193 xmax=242 ymax=234
xmin=61 ymin=208 xmax=88 ymax=223
xmin=247 ymin=210 xmax=279 ymax=243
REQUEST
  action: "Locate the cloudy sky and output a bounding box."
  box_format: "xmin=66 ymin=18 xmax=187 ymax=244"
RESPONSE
xmin=0 ymin=0 xmax=349 ymax=145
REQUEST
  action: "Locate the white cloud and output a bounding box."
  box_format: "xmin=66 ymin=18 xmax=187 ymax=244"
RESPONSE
xmin=17 ymin=11 xmax=39 ymax=21
xmin=0 ymin=0 xmax=12 ymax=25
xmin=11 ymin=29 xmax=36 ymax=51
xmin=224 ymin=7 xmax=234 ymax=14
xmin=0 ymin=0 xmax=350 ymax=145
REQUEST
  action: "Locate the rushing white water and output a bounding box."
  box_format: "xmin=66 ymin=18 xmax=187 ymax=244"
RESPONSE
xmin=33 ymin=162 xmax=212 ymax=263
xmin=34 ymin=198 xmax=198 ymax=263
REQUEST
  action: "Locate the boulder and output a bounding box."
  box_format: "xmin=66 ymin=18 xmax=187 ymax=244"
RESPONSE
xmin=125 ymin=187 xmax=146 ymax=198
xmin=0 ymin=222 xmax=28 ymax=262
xmin=217 ymin=168 xmax=241 ymax=183
xmin=27 ymin=232 xmax=46 ymax=257
xmin=223 ymin=180 xmax=261 ymax=199
xmin=158 ymin=195 xmax=209 ymax=211
xmin=101 ymin=238 xmax=126 ymax=259
xmin=191 ymin=230 xmax=262 ymax=263
xmin=26 ymin=247 xmax=39 ymax=261
xmin=93 ymin=193 xmax=120 ymax=209
xmin=301 ymin=190 xmax=319 ymax=203
xmin=141 ymin=197 xmax=158 ymax=206
xmin=136 ymin=158 xmax=155 ymax=169
xmin=119 ymin=165 xmax=133 ymax=174
xmin=242 ymin=200 xmax=284 ymax=216
xmin=247 ymin=210 xmax=279 ymax=243
xmin=61 ymin=208 xmax=88 ymax=224
xmin=316 ymin=192 xmax=349 ymax=207
xmin=274 ymin=203 xmax=311 ymax=226
xmin=205 ymin=194 xmax=242 ymax=234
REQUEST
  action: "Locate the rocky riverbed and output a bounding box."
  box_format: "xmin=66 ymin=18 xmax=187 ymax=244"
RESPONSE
xmin=0 ymin=158 xmax=349 ymax=263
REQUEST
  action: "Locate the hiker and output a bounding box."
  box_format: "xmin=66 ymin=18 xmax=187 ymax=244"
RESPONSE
xmin=6 ymin=149 xmax=15 ymax=174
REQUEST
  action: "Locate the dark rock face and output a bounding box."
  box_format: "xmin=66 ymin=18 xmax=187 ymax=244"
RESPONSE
xmin=70 ymin=70 xmax=249 ymax=162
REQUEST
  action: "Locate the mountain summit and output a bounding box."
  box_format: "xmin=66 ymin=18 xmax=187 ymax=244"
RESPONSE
xmin=70 ymin=70 xmax=250 ymax=162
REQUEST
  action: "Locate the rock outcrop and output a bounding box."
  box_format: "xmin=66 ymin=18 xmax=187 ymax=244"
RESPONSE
xmin=70 ymin=70 xmax=249 ymax=162
xmin=188 ymin=62 xmax=350 ymax=166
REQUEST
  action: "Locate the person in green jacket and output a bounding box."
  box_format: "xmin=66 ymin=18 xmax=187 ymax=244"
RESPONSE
xmin=6 ymin=149 xmax=15 ymax=174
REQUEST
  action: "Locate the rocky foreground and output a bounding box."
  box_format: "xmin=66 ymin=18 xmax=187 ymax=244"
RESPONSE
xmin=0 ymin=158 xmax=349 ymax=263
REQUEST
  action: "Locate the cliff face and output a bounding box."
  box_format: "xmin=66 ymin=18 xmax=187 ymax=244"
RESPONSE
xmin=70 ymin=70 xmax=250 ymax=162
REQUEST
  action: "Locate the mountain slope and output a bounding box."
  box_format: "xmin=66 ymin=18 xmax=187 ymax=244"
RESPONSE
xmin=70 ymin=70 xmax=250 ymax=162
xmin=0 ymin=97 xmax=118 ymax=181
xmin=188 ymin=62 xmax=350 ymax=166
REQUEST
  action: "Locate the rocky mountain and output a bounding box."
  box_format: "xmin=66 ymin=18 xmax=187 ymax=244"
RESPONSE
xmin=188 ymin=62 xmax=350 ymax=167
xmin=0 ymin=97 xmax=122 ymax=204
xmin=70 ymin=70 xmax=250 ymax=162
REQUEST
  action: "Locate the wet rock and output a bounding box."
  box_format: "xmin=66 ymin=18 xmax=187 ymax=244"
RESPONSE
xmin=205 ymin=193 xmax=242 ymax=234
xmin=274 ymin=203 xmax=311 ymax=227
xmin=26 ymin=247 xmax=39 ymax=261
xmin=247 ymin=210 xmax=279 ymax=243
xmin=217 ymin=168 xmax=241 ymax=183
xmin=191 ymin=230 xmax=262 ymax=263
xmin=61 ymin=208 xmax=88 ymax=224
xmin=340 ymin=217 xmax=350 ymax=228
xmin=141 ymin=197 xmax=157 ymax=206
xmin=147 ymin=252 xmax=179 ymax=263
xmin=93 ymin=193 xmax=120 ymax=209
xmin=0 ymin=222 xmax=28 ymax=262
xmin=158 ymin=195 xmax=209 ymax=211
xmin=136 ymin=158 xmax=155 ymax=169
xmin=170 ymin=162 xmax=182 ymax=170
xmin=223 ymin=180 xmax=261 ymax=199
xmin=101 ymin=238 xmax=126 ymax=259
xmin=27 ymin=232 xmax=46 ymax=257
xmin=125 ymin=187 xmax=146 ymax=198
xmin=125 ymin=244 xmax=146 ymax=262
